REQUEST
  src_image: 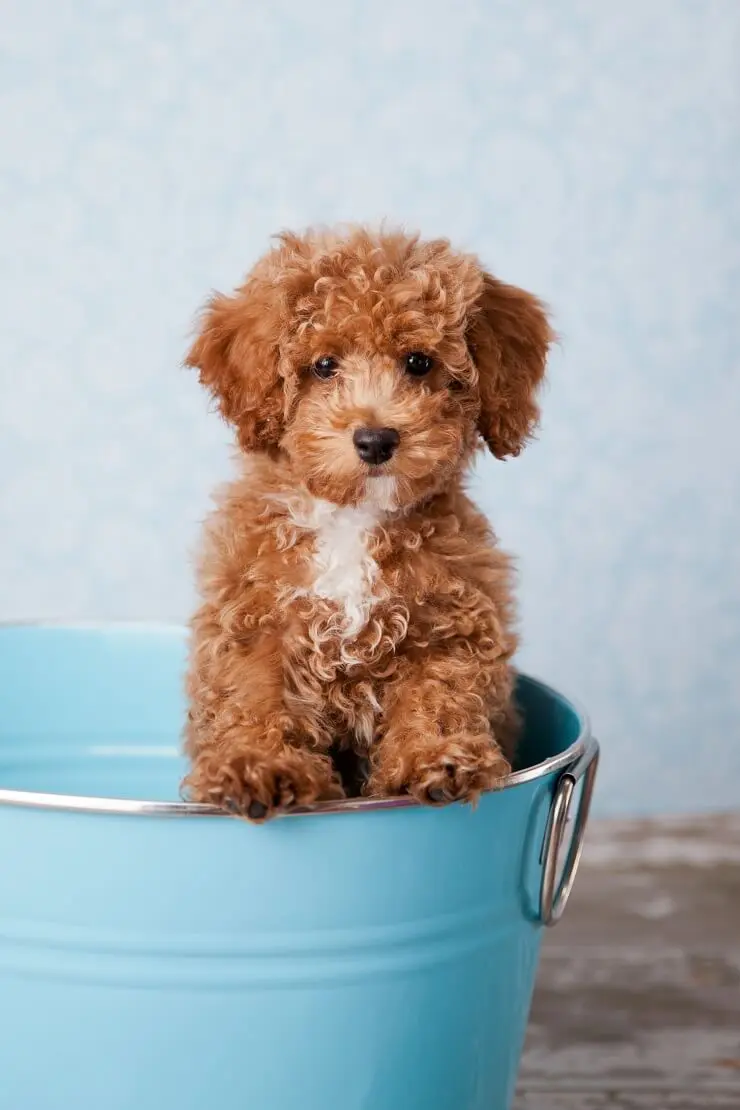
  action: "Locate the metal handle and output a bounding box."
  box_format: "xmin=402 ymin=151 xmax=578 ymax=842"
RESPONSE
xmin=539 ymin=735 xmax=599 ymax=927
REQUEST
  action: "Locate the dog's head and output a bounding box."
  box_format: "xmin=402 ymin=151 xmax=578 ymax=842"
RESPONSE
xmin=187 ymin=228 xmax=552 ymax=510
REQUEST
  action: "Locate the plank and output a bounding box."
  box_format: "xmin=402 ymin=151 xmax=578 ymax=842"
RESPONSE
xmin=512 ymin=814 xmax=740 ymax=1108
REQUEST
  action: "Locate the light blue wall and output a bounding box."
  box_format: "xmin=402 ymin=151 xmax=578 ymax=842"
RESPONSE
xmin=1 ymin=2 xmax=739 ymax=816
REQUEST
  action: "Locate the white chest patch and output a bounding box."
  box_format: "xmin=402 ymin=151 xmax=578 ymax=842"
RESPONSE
xmin=307 ymin=499 xmax=383 ymax=637
xmin=280 ymin=493 xmax=389 ymax=639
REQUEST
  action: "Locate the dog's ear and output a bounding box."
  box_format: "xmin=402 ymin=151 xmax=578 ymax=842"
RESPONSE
xmin=466 ymin=271 xmax=552 ymax=459
xmin=186 ymin=271 xmax=285 ymax=452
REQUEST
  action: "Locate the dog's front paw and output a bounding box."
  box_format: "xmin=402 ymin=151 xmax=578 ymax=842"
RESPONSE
xmin=368 ymin=734 xmax=510 ymax=807
xmin=185 ymin=745 xmax=344 ymax=821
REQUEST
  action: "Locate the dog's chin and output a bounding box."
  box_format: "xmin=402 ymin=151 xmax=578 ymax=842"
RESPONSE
xmin=307 ymin=464 xmax=464 ymax=514
xmin=298 ymin=470 xmax=396 ymax=512
xmin=362 ymin=471 xmax=400 ymax=512
xmin=297 ymin=467 xmax=367 ymax=509
xmin=292 ymin=452 xmax=462 ymax=514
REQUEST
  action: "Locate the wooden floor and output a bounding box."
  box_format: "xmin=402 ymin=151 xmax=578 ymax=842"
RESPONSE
xmin=513 ymin=813 xmax=740 ymax=1109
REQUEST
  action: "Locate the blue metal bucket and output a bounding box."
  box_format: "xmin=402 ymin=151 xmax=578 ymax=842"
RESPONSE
xmin=0 ymin=624 xmax=598 ymax=1110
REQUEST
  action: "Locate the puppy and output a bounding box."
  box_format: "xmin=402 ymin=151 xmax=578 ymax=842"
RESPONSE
xmin=183 ymin=227 xmax=551 ymax=820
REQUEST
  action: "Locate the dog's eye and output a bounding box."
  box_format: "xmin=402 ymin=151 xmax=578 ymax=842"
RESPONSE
xmin=312 ymin=356 xmax=338 ymax=380
xmin=404 ymin=351 xmax=434 ymax=378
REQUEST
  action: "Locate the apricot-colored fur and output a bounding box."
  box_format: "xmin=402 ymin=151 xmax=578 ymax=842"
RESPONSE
xmin=183 ymin=227 xmax=551 ymax=820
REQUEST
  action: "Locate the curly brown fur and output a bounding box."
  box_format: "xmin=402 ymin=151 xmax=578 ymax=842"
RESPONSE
xmin=183 ymin=227 xmax=552 ymax=820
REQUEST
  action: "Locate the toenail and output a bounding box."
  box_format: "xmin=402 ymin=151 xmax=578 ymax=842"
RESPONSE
xmin=427 ymin=787 xmax=446 ymax=803
xmin=247 ymin=800 xmax=268 ymax=820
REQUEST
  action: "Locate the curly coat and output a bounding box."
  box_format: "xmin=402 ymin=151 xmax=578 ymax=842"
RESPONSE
xmin=183 ymin=227 xmax=552 ymax=820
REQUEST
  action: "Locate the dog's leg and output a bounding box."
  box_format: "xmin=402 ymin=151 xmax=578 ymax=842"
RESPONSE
xmin=183 ymin=632 xmax=343 ymax=821
xmin=366 ymin=647 xmax=513 ymax=806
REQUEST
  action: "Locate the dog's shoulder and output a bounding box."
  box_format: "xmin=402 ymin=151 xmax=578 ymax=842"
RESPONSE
xmin=399 ymin=488 xmax=498 ymax=553
xmin=383 ymin=487 xmax=509 ymax=602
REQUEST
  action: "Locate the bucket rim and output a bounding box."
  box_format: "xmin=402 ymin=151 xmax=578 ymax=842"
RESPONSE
xmin=0 ymin=620 xmax=591 ymax=819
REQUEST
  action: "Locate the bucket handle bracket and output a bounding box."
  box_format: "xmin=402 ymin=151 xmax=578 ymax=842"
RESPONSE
xmin=539 ymin=735 xmax=599 ymax=927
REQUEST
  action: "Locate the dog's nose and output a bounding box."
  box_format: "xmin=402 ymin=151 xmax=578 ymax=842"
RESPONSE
xmin=353 ymin=426 xmax=400 ymax=465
